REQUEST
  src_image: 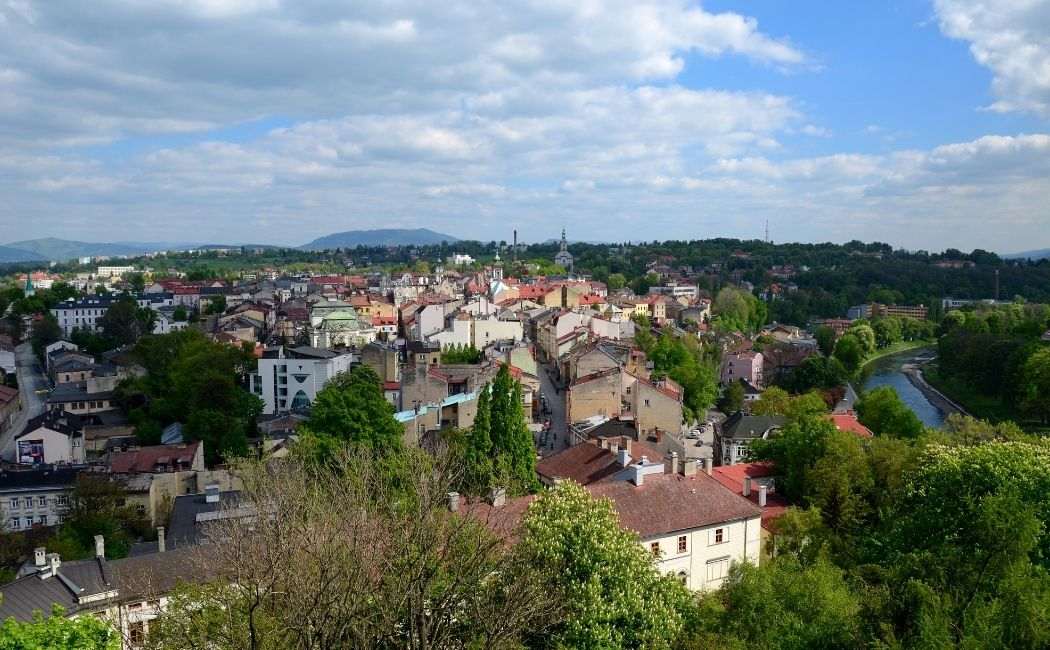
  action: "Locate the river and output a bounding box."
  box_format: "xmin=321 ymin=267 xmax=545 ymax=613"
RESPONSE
xmin=860 ymin=348 xmax=946 ymax=428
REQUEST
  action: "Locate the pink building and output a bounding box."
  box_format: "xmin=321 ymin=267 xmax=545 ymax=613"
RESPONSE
xmin=720 ymin=351 xmax=764 ymax=388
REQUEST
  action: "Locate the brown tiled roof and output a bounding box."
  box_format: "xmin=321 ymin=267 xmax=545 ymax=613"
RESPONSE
xmin=109 ymin=442 xmax=200 ymax=474
xmin=536 ymin=439 xmax=661 ymax=486
xmin=587 ymin=472 xmax=762 ymax=538
xmin=0 ymin=385 xmax=18 ymax=405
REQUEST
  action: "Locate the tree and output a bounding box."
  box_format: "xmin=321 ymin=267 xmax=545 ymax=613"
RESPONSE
xmin=125 ymin=272 xmax=146 ymax=293
xmin=204 ymin=295 xmax=227 ymax=315
xmin=1019 ymin=347 xmax=1050 ymax=424
xmin=713 ymin=287 xmax=765 ymax=333
xmin=789 ymin=355 xmax=847 ymax=392
xmin=172 ymin=305 xmax=188 ymax=322
xmin=845 ymin=323 xmax=876 ymax=354
xmin=749 ymin=416 xmax=837 ymax=502
xmin=99 ymin=296 xmax=154 ymax=346
xmin=606 ymin=272 xmax=626 ymax=291
xmin=720 ymin=380 xmax=745 ymax=414
xmin=462 ymin=385 xmax=494 ymax=495
xmin=517 ymin=482 xmax=693 ymax=649
xmin=485 ymin=365 xmax=537 ymax=495
xmin=48 ymin=474 xmax=147 ymax=561
xmin=306 ymin=365 xmax=403 ymax=455
xmin=751 ymin=386 xmax=792 ymax=417
xmin=855 ymin=386 xmax=923 ymax=438
xmin=832 ymin=334 xmax=864 ymax=375
xmin=814 ymin=325 xmax=837 ymax=357
xmin=872 ymin=317 xmax=902 ymax=348
xmin=30 ymin=313 xmax=62 ymax=361
xmin=0 ymin=608 xmax=119 ymax=649
xmin=147 ymin=450 xmax=557 ymax=650
xmin=686 ymin=558 xmax=862 ymax=650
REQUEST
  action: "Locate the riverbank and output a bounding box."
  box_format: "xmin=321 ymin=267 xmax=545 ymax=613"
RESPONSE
xmin=860 ymin=339 xmax=935 ymax=370
xmin=903 ymin=362 xmax=968 ymax=419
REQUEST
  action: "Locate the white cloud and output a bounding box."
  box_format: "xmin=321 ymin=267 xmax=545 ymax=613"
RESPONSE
xmin=934 ymin=0 xmax=1050 ymax=116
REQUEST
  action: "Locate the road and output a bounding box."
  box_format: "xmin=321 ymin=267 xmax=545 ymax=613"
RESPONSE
xmin=0 ymin=343 xmax=48 ymax=460
xmin=536 ymin=361 xmax=568 ymax=457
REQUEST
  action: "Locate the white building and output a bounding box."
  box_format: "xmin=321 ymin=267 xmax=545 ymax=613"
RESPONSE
xmin=96 ymin=266 xmax=136 ymax=278
xmin=449 ymin=254 xmax=475 ymax=266
xmin=0 ymin=466 xmax=78 ymax=532
xmin=250 ymin=346 xmax=356 ymax=415
xmin=51 ymin=294 xmax=175 ymax=337
xmin=428 ymin=316 xmax=524 ymax=350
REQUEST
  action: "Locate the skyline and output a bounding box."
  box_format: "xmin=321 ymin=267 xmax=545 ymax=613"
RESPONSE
xmin=2 ymin=1 xmax=1049 ymax=251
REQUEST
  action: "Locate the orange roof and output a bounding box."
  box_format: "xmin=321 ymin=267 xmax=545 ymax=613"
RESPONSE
xmin=710 ymin=462 xmax=788 ymax=531
xmin=827 ymin=413 xmax=874 ymax=438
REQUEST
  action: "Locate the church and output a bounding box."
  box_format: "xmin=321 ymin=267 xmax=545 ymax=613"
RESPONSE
xmin=554 ymin=228 xmax=574 ymax=272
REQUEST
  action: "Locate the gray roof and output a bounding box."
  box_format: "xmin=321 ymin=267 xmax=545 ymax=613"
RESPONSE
xmin=167 ymin=490 xmax=244 ymax=549
xmin=721 ymin=413 xmax=787 ymax=440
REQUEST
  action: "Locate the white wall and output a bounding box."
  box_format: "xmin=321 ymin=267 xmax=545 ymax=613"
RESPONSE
xmin=647 ymin=516 xmax=762 ymax=591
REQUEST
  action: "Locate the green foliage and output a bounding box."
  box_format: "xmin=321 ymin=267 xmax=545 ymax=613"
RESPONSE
xmin=606 ymin=272 xmax=626 ymax=291
xmin=832 ymin=334 xmax=864 ymax=375
xmin=856 ymin=386 xmax=924 ymax=438
xmin=49 ymin=474 xmax=147 ymax=561
xmin=788 ymin=355 xmax=847 ymax=392
xmin=647 ymin=332 xmax=719 ymax=421
xmin=203 ymin=295 xmax=227 ymax=315
xmin=30 ymin=313 xmax=62 ymax=361
xmin=306 ymin=364 xmax=403 ymax=454
xmin=517 ymin=482 xmax=693 ymax=649
xmin=462 ymin=385 xmax=494 ymax=494
xmin=751 ymin=387 xmax=827 ymax=422
xmin=0 ymin=608 xmax=119 ymax=649
xmin=814 ymin=325 xmax=836 ymax=356
xmin=487 ymin=365 xmax=538 ymax=496
xmin=440 ymin=343 xmax=483 ymax=364
xmin=122 ymin=330 xmax=260 ymax=463
xmin=688 ymin=558 xmax=862 ymax=650
xmin=99 ymin=295 xmax=155 ymax=347
xmin=713 ymin=286 xmax=766 ymax=334
xmin=719 ymin=380 xmax=745 ymax=414
xmin=1020 ymin=346 xmax=1050 ymax=424
xmin=172 ymin=305 xmax=188 ymax=322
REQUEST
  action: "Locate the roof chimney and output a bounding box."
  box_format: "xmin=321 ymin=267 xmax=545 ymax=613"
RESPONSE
xmin=447 ymin=491 xmax=461 ymax=513
xmin=664 ymin=452 xmax=678 ymax=475
xmin=489 ymin=487 xmax=506 ymax=508
xmin=620 ymin=436 xmax=632 ymax=456
xmin=682 ymin=459 xmax=698 ymax=476
xmin=758 ymin=484 xmax=767 ymax=507
xmin=631 ymin=463 xmax=645 ymax=486
xmin=47 ymin=553 xmax=61 ymax=577
xmin=703 ymin=458 xmax=713 ymax=475
xmin=743 ymin=476 xmax=752 ymax=497
xmin=157 ymin=527 xmax=166 ymax=553
xmin=94 ymin=535 xmax=105 ymax=559
xmin=617 ymin=446 xmax=631 ymax=467
xmin=34 ymin=547 xmax=46 ymax=567
xmin=205 ymin=483 xmax=220 ymax=504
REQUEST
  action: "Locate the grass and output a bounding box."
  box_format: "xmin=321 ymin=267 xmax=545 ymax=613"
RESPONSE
xmin=861 ymin=339 xmax=934 ymax=369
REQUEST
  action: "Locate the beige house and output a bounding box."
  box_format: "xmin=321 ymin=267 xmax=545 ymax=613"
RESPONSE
xmin=566 ymin=368 xmax=623 ymax=425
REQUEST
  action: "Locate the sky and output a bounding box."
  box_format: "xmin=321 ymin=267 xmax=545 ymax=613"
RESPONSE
xmin=1 ymin=0 xmax=1049 ymax=252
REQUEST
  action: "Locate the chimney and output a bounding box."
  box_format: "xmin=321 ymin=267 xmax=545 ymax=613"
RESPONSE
xmin=758 ymin=484 xmax=767 ymax=507
xmin=664 ymin=452 xmax=678 ymax=475
xmin=489 ymin=487 xmax=506 ymax=508
xmin=631 ymin=463 xmax=645 ymax=487
xmin=205 ymin=483 xmax=220 ymax=504
xmin=447 ymin=491 xmax=460 ymax=513
xmin=94 ymin=535 xmax=105 ymax=559
xmin=620 ymin=436 xmax=633 ymax=456
xmin=703 ymin=458 xmax=713 ymax=475
xmin=157 ymin=527 xmax=166 ymax=553
xmin=617 ymin=447 xmax=631 ymax=467
xmin=683 ymin=459 xmax=698 ymax=476
xmin=743 ymin=476 xmax=752 ymax=497
xmin=48 ymin=553 xmax=61 ymax=576
xmin=34 ymin=547 xmax=46 ymax=567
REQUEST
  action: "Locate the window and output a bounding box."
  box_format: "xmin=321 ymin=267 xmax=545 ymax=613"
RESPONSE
xmin=38 ymin=515 xmax=47 ymax=525
xmin=57 ymin=495 xmax=69 ymax=506
xmin=677 ymin=535 xmax=687 ymax=554
xmin=129 ymin=621 xmax=146 ymax=646
xmin=706 ymin=557 xmax=730 ymax=583
xmin=23 ymin=497 xmax=32 ymax=508
xmin=38 ymin=496 xmax=46 ymax=507
xmin=9 ymin=518 xmax=18 ymax=530
xmin=24 ymin=517 xmax=34 ymax=528
xmin=9 ymin=498 xmax=18 ymax=510
xmin=711 ymin=528 xmax=726 ymax=545
xmin=649 ymin=541 xmax=660 ymax=557
xmin=644 ymin=399 xmax=650 ymax=407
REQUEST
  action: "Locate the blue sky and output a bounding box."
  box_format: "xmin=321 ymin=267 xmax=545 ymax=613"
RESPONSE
xmin=1 ymin=0 xmax=1048 ymax=252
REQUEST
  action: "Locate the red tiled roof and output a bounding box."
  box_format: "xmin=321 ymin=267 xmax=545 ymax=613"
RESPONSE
xmin=383 ymin=381 xmax=400 ymax=391
xmin=109 ymin=442 xmax=201 ymax=474
xmin=827 ymin=413 xmax=874 ymax=438
xmin=711 ymin=462 xmax=788 ymax=531
xmin=0 ymin=385 xmax=19 ymax=405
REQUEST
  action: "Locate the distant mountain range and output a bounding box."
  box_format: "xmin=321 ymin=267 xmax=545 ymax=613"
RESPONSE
xmin=0 ymin=229 xmax=461 ymax=264
xmin=299 ymin=228 xmax=459 ymax=250
xmin=1005 ymin=248 xmax=1050 ymax=260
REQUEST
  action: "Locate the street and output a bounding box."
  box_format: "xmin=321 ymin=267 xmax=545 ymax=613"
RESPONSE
xmin=0 ymin=343 xmax=48 ymax=460
xmin=536 ymin=360 xmax=568 ymax=458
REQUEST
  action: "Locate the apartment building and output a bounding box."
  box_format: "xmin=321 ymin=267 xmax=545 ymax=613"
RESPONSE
xmin=250 ymin=346 xmax=356 ymax=415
